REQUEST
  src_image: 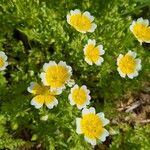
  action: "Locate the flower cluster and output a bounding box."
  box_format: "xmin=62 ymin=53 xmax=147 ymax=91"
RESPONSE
xmin=27 ymin=60 xmax=110 ymax=146
xmin=0 ymin=3 xmax=148 ymax=148
xmin=67 ymin=10 xmax=144 ymax=79
xmin=27 ymin=61 xmax=74 ymax=109
xmin=26 ymin=10 xmax=148 ymax=146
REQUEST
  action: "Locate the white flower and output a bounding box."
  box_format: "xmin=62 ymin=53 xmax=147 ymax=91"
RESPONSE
xmin=68 ymin=84 xmax=91 ymax=109
xmin=67 ymin=9 xmax=97 ymax=33
xmin=27 ymin=82 xmax=62 ymax=109
xmin=130 ymin=17 xmax=150 ymax=44
xmin=40 ymin=61 xmax=73 ymax=91
xmin=0 ymin=51 xmax=8 ymax=71
xmin=84 ymin=39 xmax=105 ymax=65
xmin=76 ymin=107 xmax=109 ymax=145
xmin=117 ymin=51 xmax=142 ymax=79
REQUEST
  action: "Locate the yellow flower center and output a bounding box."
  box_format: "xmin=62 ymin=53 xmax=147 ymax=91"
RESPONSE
xmin=0 ymin=57 xmax=4 ymax=68
xmin=32 ymin=84 xmax=57 ymax=104
xmin=133 ymin=23 xmax=150 ymax=41
xmin=70 ymin=14 xmax=92 ymax=32
xmin=85 ymin=44 xmax=100 ymax=63
xmin=81 ymin=113 xmax=104 ymax=139
xmin=118 ymin=54 xmax=136 ymax=74
xmin=45 ymin=65 xmax=70 ymax=88
xmin=72 ymin=88 xmax=87 ymax=105
xmin=32 ymin=83 xmax=44 ymax=95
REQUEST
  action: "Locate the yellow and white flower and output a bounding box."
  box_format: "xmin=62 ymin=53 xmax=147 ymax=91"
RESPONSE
xmin=68 ymin=84 xmax=91 ymax=109
xmin=76 ymin=107 xmax=109 ymax=145
xmin=67 ymin=9 xmax=97 ymax=33
xmin=0 ymin=51 xmax=8 ymax=71
xmin=27 ymin=82 xmax=62 ymax=109
xmin=84 ymin=39 xmax=105 ymax=65
xmin=130 ymin=17 xmax=150 ymax=44
xmin=117 ymin=51 xmax=142 ymax=79
xmin=40 ymin=61 xmax=74 ymax=91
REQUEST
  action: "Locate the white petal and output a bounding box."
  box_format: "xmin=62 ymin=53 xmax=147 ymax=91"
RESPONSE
xmin=4 ymin=61 xmax=8 ymax=67
xmin=117 ymin=68 xmax=126 ymax=78
xmin=97 ymin=113 xmax=110 ymax=126
xmin=88 ymin=107 xmax=96 ymax=114
xmin=0 ymin=66 xmax=6 ymax=71
xmin=31 ymin=98 xmax=43 ymax=109
xmin=97 ymin=112 xmax=104 ymax=118
xmin=77 ymin=30 xmax=86 ymax=33
xmin=77 ymin=105 xmax=84 ymax=110
xmin=58 ymin=61 xmax=67 ymax=66
xmin=46 ymin=98 xmax=58 ymax=109
xmin=95 ymin=57 xmax=104 ymax=66
xmin=0 ymin=62 xmax=8 ymax=71
xmin=67 ymin=14 xmax=71 ymax=24
xmin=98 ymin=129 xmax=109 ymax=142
xmin=50 ymin=86 xmax=66 ymax=92
xmin=127 ymin=73 xmax=134 ymax=79
xmin=40 ymin=73 xmax=48 ymax=86
xmin=133 ymin=71 xmax=139 ymax=77
xmin=77 ymin=104 xmax=86 ymax=110
xmin=43 ymin=61 xmax=57 ymax=71
xmin=81 ymin=85 xmax=90 ymax=95
xmin=70 ymin=9 xmax=81 ymax=15
xmin=84 ymin=136 xmax=96 ymax=145
xmin=137 ymin=17 xmax=149 ymax=26
xmin=83 ymin=11 xmax=94 ymax=22
xmin=88 ymin=23 xmax=97 ymax=32
xmin=71 ymin=84 xmax=79 ymax=92
xmin=57 ymin=89 xmax=63 ymax=94
xmin=143 ymin=19 xmax=149 ymax=26
xmin=127 ymin=51 xmax=137 ymax=58
xmin=135 ymin=58 xmax=142 ymax=71
xmin=137 ymin=17 xmax=144 ymax=23
xmin=129 ymin=21 xmax=136 ymax=32
xmin=51 ymin=88 xmax=62 ymax=95
xmin=76 ymin=118 xmax=82 ymax=134
xmin=88 ymin=39 xmax=96 ymax=45
xmin=27 ymin=82 xmax=37 ymax=93
xmin=102 ymin=118 xmax=110 ymax=126
xmin=81 ymin=85 xmax=87 ymax=91
xmin=84 ymin=57 xmax=93 ymax=65
xmin=83 ymin=45 xmax=88 ymax=54
xmin=145 ymin=41 xmax=150 ymax=43
xmin=87 ymin=95 xmax=91 ymax=102
xmin=97 ymin=45 xmax=105 ymax=55
xmin=58 ymin=61 xmax=72 ymax=73
xmin=127 ymin=71 xmax=139 ymax=79
xmin=117 ymin=54 xmax=123 ymax=65
xmin=82 ymin=107 xmax=96 ymax=116
xmin=77 ymin=99 xmax=90 ymax=110
xmin=67 ymin=79 xmax=75 ymax=87
xmin=0 ymin=52 xmax=7 ymax=61
xmin=68 ymin=94 xmax=75 ymax=105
